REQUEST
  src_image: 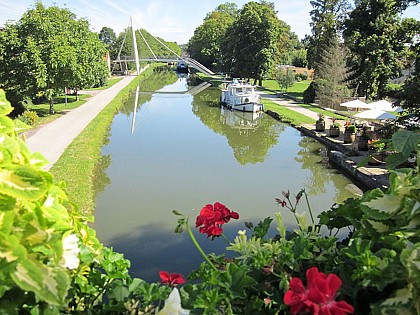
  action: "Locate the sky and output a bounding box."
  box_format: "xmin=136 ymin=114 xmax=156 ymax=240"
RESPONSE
xmin=0 ymin=0 xmax=419 ymax=44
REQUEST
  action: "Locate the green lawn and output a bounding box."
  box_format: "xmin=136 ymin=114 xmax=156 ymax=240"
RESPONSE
xmin=262 ymin=79 xmax=311 ymax=100
xmin=90 ymin=76 xmax=123 ymax=90
xmin=262 ymin=99 xmax=315 ymax=125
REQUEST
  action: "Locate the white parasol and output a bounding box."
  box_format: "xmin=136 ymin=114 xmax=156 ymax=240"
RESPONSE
xmin=340 ymin=99 xmax=369 ymax=109
xmin=365 ymin=100 xmax=403 ymax=112
xmin=353 ymin=109 xmax=397 ymax=120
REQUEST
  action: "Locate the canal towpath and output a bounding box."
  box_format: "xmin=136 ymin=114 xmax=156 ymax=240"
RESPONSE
xmin=24 ymin=74 xmax=137 ymax=170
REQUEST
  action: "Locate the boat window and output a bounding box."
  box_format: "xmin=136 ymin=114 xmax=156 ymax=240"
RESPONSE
xmin=236 ymin=88 xmax=242 ymax=93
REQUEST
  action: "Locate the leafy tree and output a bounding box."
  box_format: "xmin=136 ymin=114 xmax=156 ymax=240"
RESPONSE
xmin=401 ymin=40 xmax=420 ymax=113
xmin=278 ymin=30 xmax=308 ymax=68
xmin=307 ymin=0 xmax=350 ymax=71
xmin=277 ymin=67 xmax=296 ymax=91
xmin=343 ymin=0 xmax=419 ymax=100
xmin=99 ymin=26 xmax=118 ymax=60
xmin=187 ymin=3 xmax=237 ymax=70
xmin=0 ymin=2 xmax=108 ymax=114
xmin=221 ymin=1 xmax=288 ymax=85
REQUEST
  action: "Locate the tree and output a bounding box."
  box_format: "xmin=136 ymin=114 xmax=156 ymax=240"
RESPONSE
xmin=0 ymin=2 xmax=108 ymax=114
xmin=221 ymin=1 xmax=288 ymax=85
xmin=401 ymin=40 xmax=420 ymax=113
xmin=187 ymin=3 xmax=237 ymax=70
xmin=277 ymin=67 xmax=296 ymax=91
xmin=99 ymin=26 xmax=118 ymax=60
xmin=307 ymin=0 xmax=350 ymax=71
xmin=343 ymin=0 xmax=419 ymax=100
xmin=315 ymin=35 xmax=351 ymax=108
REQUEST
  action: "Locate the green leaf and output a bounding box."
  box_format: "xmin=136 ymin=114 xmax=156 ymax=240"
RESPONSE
xmin=0 ymin=117 xmax=15 ymax=135
xmin=364 ymin=194 xmax=402 ymax=215
xmin=0 ymin=165 xmax=52 ymax=201
xmin=385 ymin=152 xmax=409 ymax=169
xmin=392 ymin=130 xmax=420 ymax=156
xmin=274 ymin=212 xmax=286 ymax=238
xmin=0 ymin=90 xmax=13 ymax=116
xmin=227 ymin=263 xmax=257 ymax=298
xmin=107 ymin=280 xmax=129 ymax=302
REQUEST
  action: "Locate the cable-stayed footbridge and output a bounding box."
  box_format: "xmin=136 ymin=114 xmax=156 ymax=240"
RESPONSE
xmin=112 ymin=18 xmax=215 ymax=76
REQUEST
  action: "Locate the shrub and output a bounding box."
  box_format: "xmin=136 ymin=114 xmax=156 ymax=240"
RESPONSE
xmin=17 ymin=110 xmax=39 ymax=125
xmin=303 ymin=81 xmax=316 ymax=103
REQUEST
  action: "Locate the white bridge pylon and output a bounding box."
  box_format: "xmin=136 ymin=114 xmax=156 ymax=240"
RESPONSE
xmin=113 ymin=17 xmax=215 ymax=76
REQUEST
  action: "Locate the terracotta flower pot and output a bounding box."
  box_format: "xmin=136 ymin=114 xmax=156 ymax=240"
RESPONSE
xmin=343 ymin=132 xmax=356 ymax=144
xmin=315 ymin=121 xmax=325 ymax=131
xmin=329 ymin=127 xmax=340 ymax=137
xmin=358 ymin=137 xmax=369 ymax=151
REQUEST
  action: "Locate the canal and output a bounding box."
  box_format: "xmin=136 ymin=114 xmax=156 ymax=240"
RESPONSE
xmin=93 ymin=70 xmax=360 ymax=282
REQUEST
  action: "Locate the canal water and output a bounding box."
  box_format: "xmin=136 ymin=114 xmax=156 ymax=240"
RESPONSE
xmin=93 ymin=70 xmax=359 ymax=282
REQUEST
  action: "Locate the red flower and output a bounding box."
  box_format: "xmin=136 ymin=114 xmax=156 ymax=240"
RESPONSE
xmin=284 ymin=267 xmax=354 ymax=315
xmin=195 ymin=202 xmax=239 ymax=238
xmin=159 ymin=271 xmax=186 ymax=286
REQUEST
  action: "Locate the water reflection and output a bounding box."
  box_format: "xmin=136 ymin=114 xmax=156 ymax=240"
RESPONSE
xmin=191 ymin=88 xmax=285 ymax=164
xmin=93 ymin=72 xmax=361 ymax=283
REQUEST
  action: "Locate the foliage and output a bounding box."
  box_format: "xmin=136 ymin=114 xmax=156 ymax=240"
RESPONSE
xmin=16 ymin=110 xmax=39 ymax=126
xmin=277 ymin=67 xmax=296 ymax=92
xmin=187 ymin=3 xmax=237 ymax=71
xmin=307 ymin=0 xmax=350 ymax=71
xmin=343 ymin=0 xmax=419 ymax=100
xmin=315 ymin=35 xmax=351 ymax=109
xmin=401 ymin=40 xmax=420 ymax=113
xmin=221 ymin=1 xmax=289 ymax=85
xmin=115 ymin=27 xmax=182 ymax=69
xmin=303 ymin=81 xmax=317 ymax=104
xmin=0 ymin=2 xmax=109 ymax=115
xmin=98 ymin=26 xmax=118 ymax=60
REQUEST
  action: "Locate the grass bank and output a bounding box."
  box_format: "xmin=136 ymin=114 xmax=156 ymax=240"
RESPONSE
xmin=262 ymin=99 xmax=315 ymax=125
xmin=50 ymin=65 xmax=158 ymax=214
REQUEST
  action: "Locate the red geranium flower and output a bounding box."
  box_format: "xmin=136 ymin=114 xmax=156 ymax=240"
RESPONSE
xmin=284 ymin=267 xmax=354 ymax=315
xmin=159 ymin=271 xmax=186 ymax=286
xmin=195 ymin=202 xmax=239 ymax=238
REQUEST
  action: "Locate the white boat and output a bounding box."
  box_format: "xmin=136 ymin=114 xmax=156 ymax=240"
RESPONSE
xmin=220 ymin=107 xmax=263 ymax=134
xmin=220 ymin=79 xmax=264 ymax=113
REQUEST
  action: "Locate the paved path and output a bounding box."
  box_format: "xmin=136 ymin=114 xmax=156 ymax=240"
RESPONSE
xmin=259 ymin=92 xmax=320 ymax=120
xmin=25 ymin=75 xmax=137 ymax=170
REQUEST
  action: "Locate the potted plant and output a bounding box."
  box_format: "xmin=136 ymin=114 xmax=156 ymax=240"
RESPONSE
xmin=315 ymin=113 xmax=325 ymax=131
xmin=367 ymin=139 xmax=385 ymax=166
xmin=343 ymin=124 xmax=357 ymax=144
xmin=329 ymin=119 xmax=340 ymax=137
xmin=357 ymin=126 xmax=370 ymax=151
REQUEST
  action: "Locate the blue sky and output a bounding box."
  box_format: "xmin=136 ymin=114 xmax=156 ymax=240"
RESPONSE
xmin=0 ymin=1 xmax=418 ymax=44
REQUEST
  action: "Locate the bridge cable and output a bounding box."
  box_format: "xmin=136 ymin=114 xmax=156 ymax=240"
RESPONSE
xmin=138 ymin=29 xmax=158 ymax=61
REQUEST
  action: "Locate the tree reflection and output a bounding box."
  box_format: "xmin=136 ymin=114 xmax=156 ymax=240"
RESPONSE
xmin=119 ymin=68 xmax=178 ymax=116
xmin=295 ymin=138 xmax=359 ymax=203
xmin=192 ymin=88 xmax=285 ymax=164
xmin=295 ymin=137 xmax=332 ymax=195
